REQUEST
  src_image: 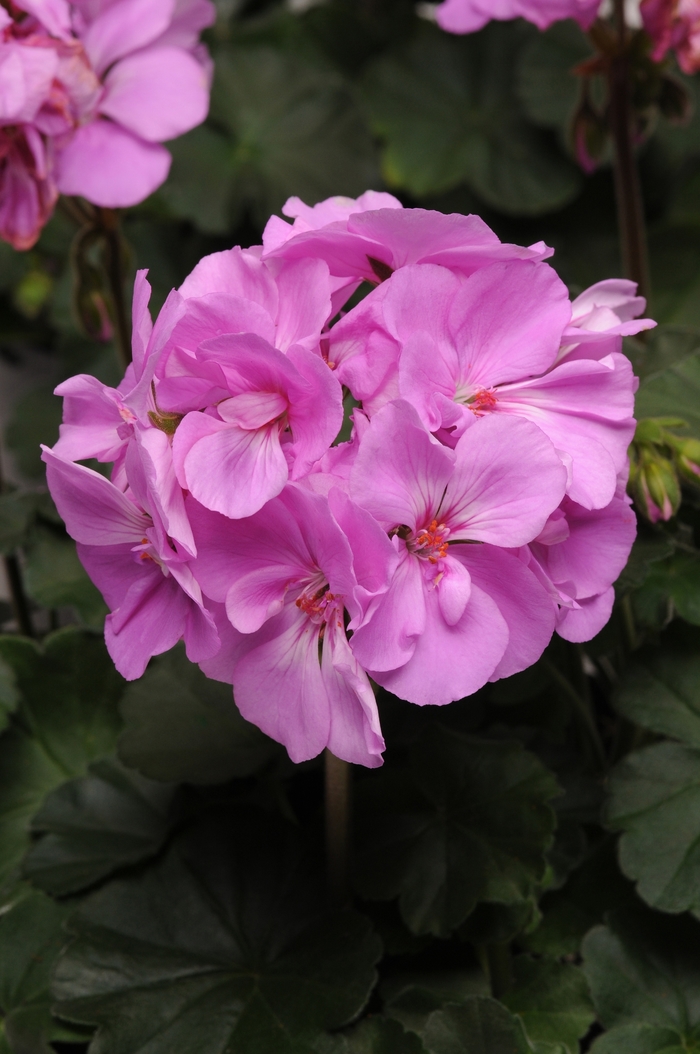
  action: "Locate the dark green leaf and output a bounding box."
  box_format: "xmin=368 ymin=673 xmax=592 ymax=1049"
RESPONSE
xmin=316 ymin=1017 xmax=426 ymax=1054
xmin=501 ymin=956 xmax=594 ymax=1054
xmin=210 ymin=44 xmax=379 ymax=224
xmin=516 ymin=20 xmax=590 ymax=131
xmin=521 ymin=839 xmax=633 ymax=958
xmin=0 ymin=653 xmax=18 ymax=735
xmin=52 ymin=811 xmax=382 ymax=1054
xmin=636 ymin=347 xmax=700 ymax=437
xmin=354 ymin=725 xmax=559 ymax=937
xmin=607 ymin=741 xmax=700 ymax=915
xmin=23 ymin=526 xmax=108 ymax=627
xmin=631 ymin=552 xmax=700 ymax=628
xmin=118 ymin=645 xmax=280 ymax=784
xmin=158 ymin=125 xmax=235 ymax=234
xmin=0 ymin=492 xmax=40 ymax=555
xmin=4 ymin=387 xmax=61 ymax=481
xmin=0 ymin=887 xmax=91 ymax=1053
xmin=23 ymin=757 xmax=177 ymax=897
xmin=626 ymin=325 xmax=700 ymax=382
xmin=583 ymin=909 xmax=700 ymax=1052
xmin=420 ymin=999 xmax=533 ymax=1054
xmin=614 ymin=532 xmax=676 ymax=594
xmin=613 ymin=636 xmax=700 ymax=746
xmin=360 ymin=22 xmax=581 ymax=213
xmin=382 ymin=971 xmax=488 ymax=1035
xmin=0 ymin=630 xmax=124 ymax=892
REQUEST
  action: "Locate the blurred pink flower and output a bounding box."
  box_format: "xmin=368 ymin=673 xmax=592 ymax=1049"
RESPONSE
xmin=0 ymin=0 xmax=214 ymax=249
xmin=641 ymin=0 xmax=700 ymax=73
xmin=434 ymin=0 xmax=601 ymax=34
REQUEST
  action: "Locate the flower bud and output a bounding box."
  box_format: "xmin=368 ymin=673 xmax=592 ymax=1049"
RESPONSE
xmin=630 ymin=446 xmax=681 ymax=523
xmin=673 ymin=437 xmax=700 ymax=487
xmin=572 ymin=90 xmax=608 ymax=174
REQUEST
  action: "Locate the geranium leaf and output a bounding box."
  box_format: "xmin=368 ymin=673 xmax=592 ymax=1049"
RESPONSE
xmin=0 ymin=653 xmax=18 ymax=736
xmin=0 ymin=630 xmax=124 ymax=893
xmin=606 ymin=741 xmax=700 ymax=915
xmin=420 ymin=999 xmax=533 ymax=1054
xmin=613 ymin=633 xmax=700 ymax=746
xmin=23 ymin=757 xmax=177 ymax=897
xmin=0 ymin=887 xmax=92 ymax=1053
xmin=516 ymin=20 xmax=590 ymax=132
xmin=360 ymin=21 xmax=581 ymax=213
xmin=315 ymin=1017 xmax=427 ymax=1054
xmin=52 ymin=810 xmax=382 ymax=1054
xmin=354 ymin=725 xmax=559 ymax=937
xmin=118 ymin=645 xmax=281 ymax=784
xmin=635 ymin=347 xmax=700 ymax=437
xmin=501 ymin=956 xmax=595 ymax=1054
xmin=582 ymin=909 xmax=700 ymax=1053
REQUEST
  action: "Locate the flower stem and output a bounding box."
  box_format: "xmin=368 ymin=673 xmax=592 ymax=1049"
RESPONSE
xmin=483 ymin=942 xmax=513 ymax=998
xmin=98 ymin=208 xmax=132 ymax=373
xmin=0 ymin=449 xmax=33 ymax=637
xmin=324 ymin=750 xmax=351 ymax=907
xmin=544 ymin=658 xmax=607 ymax=770
xmin=608 ymin=0 xmax=651 ymax=301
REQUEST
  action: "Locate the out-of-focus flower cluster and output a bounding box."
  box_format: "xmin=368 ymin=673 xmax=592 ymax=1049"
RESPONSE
xmin=44 ymin=193 xmax=651 ymax=767
xmin=0 ymin=0 xmax=214 ymax=250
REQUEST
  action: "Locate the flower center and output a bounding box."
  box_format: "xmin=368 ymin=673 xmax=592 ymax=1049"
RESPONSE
xmin=409 ymin=519 xmax=450 ymax=564
xmin=296 ymin=586 xmax=337 ymax=623
xmin=455 ymin=386 xmax=498 ymax=415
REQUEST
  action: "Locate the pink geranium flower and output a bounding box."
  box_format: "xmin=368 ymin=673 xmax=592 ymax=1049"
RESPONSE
xmin=0 ymin=0 xmax=214 ymax=248
xmin=42 ymin=444 xmax=219 ymax=680
xmin=642 ymin=0 xmax=700 ymax=73
xmin=558 ymin=279 xmax=655 ymax=363
xmin=520 ymin=487 xmax=637 ymax=642
xmin=331 ymin=260 xmax=640 ymax=511
xmin=262 ymin=192 xmax=554 ymax=315
xmin=347 ymin=401 xmax=567 ymax=706
xmin=434 ymin=0 xmax=602 ymax=33
xmin=188 ymin=484 xmax=397 ymax=767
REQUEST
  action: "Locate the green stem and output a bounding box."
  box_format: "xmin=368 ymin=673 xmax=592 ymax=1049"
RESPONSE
xmin=608 ymin=0 xmax=651 ymax=301
xmin=99 ymin=208 xmax=132 ymax=373
xmin=483 ymin=943 xmax=513 ymax=999
xmin=0 ymin=449 xmax=33 ymax=637
xmin=544 ymin=659 xmax=607 ymax=770
xmin=324 ymin=750 xmax=352 ymax=908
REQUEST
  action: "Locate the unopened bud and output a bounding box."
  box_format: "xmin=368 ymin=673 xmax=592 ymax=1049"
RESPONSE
xmin=572 ymin=91 xmax=608 ymax=174
xmin=630 ymin=448 xmax=681 ymax=523
xmin=673 ymin=437 xmax=700 ymax=487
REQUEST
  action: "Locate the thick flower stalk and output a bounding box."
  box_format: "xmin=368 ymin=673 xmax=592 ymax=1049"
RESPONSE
xmin=0 ymin=0 xmax=214 ymax=249
xmin=44 ymin=193 xmax=650 ymax=768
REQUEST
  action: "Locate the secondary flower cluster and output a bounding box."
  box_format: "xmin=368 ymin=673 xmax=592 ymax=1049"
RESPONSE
xmin=44 ymin=193 xmax=649 ymax=768
xmin=0 ymin=0 xmax=214 ymax=250
xmin=435 ymin=0 xmax=700 ymax=75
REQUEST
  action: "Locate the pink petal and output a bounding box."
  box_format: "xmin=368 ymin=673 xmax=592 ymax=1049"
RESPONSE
xmin=178 ymin=247 xmax=278 ymax=316
xmin=173 ymin=412 xmax=288 ymax=519
xmin=0 ymin=44 xmax=58 ymax=123
xmin=82 ymin=0 xmax=175 ymax=75
xmin=53 ymin=374 xmax=129 ymax=462
xmin=557 ymin=587 xmax=615 ymax=643
xmin=437 ymin=555 xmax=472 ymax=626
xmin=100 ymin=46 xmax=209 ymax=142
xmin=350 ymin=400 xmax=454 ymax=530
xmin=105 ymin=568 xmax=191 ymax=679
xmin=135 ymin=425 xmax=196 ymax=557
xmin=349 ymin=548 xmax=426 ymax=673
xmin=131 ymin=270 xmax=154 ymax=376
xmin=324 ymin=616 xmax=385 ymax=768
xmin=286 ymin=345 xmax=344 ymax=477
xmin=42 ymin=446 xmax=149 ymax=545
xmin=169 ymin=293 xmax=276 ymax=350
xmin=457 ymin=545 xmax=555 ymax=680
xmin=370 ymin=579 xmax=508 ymax=707
xmin=445 ymin=415 xmax=567 ymax=546
xmin=55 ymin=120 xmax=171 ymax=207
xmin=233 ymin=605 xmax=331 ymax=763
xmin=14 ymin=0 xmax=73 ymax=37
xmin=273 ymin=258 xmax=332 ymax=352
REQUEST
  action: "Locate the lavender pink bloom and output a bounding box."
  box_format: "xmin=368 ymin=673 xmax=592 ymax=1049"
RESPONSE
xmin=0 ymin=0 xmax=214 ymax=249
xmin=43 ymin=195 xmax=644 ymax=768
xmin=433 ymin=0 xmax=602 ymax=34
xmin=641 ymin=0 xmax=700 ymax=73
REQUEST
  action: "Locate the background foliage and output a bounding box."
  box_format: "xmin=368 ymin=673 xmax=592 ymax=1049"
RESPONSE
xmin=2 ymin=1 xmax=700 ymax=1051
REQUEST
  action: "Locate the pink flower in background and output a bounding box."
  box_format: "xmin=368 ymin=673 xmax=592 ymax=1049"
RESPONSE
xmin=434 ymin=0 xmax=602 ymax=34
xmin=0 ymin=0 xmax=214 ymax=249
xmin=641 ymin=0 xmax=700 ymax=73
xmin=188 ymin=485 xmax=396 ymax=767
xmin=558 ymin=279 xmax=656 ymax=363
xmin=42 ymin=445 xmax=219 ymax=680
xmin=347 ymin=401 xmax=567 ymax=706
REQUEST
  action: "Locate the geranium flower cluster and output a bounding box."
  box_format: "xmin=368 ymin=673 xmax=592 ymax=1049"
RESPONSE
xmin=43 ymin=192 xmax=650 ymax=768
xmin=0 ymin=0 xmax=214 ymax=250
